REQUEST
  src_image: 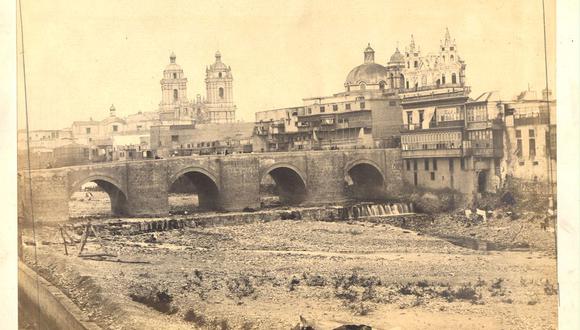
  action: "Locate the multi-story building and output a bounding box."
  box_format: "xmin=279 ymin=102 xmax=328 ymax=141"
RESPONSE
xmin=151 ymin=122 xmax=254 ymax=157
xmin=502 ymin=89 xmax=556 ymax=197
xmin=254 ymin=42 xmax=407 ymax=152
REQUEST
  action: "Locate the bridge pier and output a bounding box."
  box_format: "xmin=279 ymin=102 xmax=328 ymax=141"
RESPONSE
xmin=18 ymin=172 xmax=70 ymax=223
xmin=123 ymin=162 xmax=169 ymax=217
xmin=217 ymin=157 xmax=261 ymax=211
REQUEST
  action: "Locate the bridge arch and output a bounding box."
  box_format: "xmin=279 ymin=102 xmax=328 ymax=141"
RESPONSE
xmin=344 ymin=159 xmax=386 ymax=201
xmin=169 ymin=166 xmax=220 ymax=211
xmin=69 ymin=175 xmax=128 ymax=217
xmin=260 ymin=163 xmax=308 ymax=206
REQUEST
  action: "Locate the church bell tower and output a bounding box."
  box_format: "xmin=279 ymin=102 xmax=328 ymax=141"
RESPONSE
xmin=205 ymin=51 xmax=236 ymax=123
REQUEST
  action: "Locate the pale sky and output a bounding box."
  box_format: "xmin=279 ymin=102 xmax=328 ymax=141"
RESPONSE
xmin=17 ymin=0 xmax=556 ymax=130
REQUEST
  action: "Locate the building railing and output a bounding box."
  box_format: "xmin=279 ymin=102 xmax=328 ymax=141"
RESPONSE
xmin=401 ymin=120 xmax=464 ymax=132
xmin=401 ymin=148 xmax=463 ymax=158
xmin=514 ymin=113 xmax=551 ymax=126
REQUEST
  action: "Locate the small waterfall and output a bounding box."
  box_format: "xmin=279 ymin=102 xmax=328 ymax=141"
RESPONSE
xmin=339 ymin=201 xmax=414 ymax=220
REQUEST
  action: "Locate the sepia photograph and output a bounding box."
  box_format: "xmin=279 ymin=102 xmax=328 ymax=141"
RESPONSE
xmin=10 ymin=0 xmax=578 ymax=329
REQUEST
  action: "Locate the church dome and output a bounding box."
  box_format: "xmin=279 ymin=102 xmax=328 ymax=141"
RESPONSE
xmin=345 ymin=62 xmax=389 ymax=85
xmin=164 ymin=52 xmax=182 ymax=71
xmin=210 ymin=50 xmax=229 ymax=71
xmin=345 ymin=43 xmax=389 ymax=86
xmin=389 ymin=48 xmax=405 ymax=64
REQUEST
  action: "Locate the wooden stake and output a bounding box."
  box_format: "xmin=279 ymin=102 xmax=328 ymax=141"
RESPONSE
xmin=77 ymin=222 xmax=90 ymax=257
xmin=59 ymin=226 xmax=68 ymax=256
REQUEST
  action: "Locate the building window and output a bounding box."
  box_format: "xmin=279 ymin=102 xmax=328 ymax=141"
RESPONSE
xmin=171 ymin=135 xmax=179 ymax=142
xmin=414 ymin=60 xmax=418 ymax=68
xmin=219 ymin=87 xmax=224 ymax=99
xmin=450 ymin=47 xmax=454 ymax=51
xmin=442 ymin=74 xmax=446 ymax=84
xmin=430 ymin=172 xmax=435 ymax=180
xmin=345 ymin=103 xmax=351 ymax=110
xmin=360 ymin=102 xmax=365 ymax=109
xmin=516 ymin=139 xmax=523 ymax=158
xmin=173 ymin=73 xmax=177 ymax=79
xmin=418 ymin=110 xmax=424 ymax=127
xmin=529 ymin=137 xmax=536 ymax=158
xmin=406 ymin=159 xmax=411 ymax=171
xmin=218 ymin=72 xmax=222 ymax=78
xmin=449 ymin=159 xmax=454 ymax=172
xmin=515 ymin=129 xmax=522 ymax=138
xmin=460 ymin=158 xmax=465 ymax=170
xmin=137 ymin=125 xmax=142 ymax=131
xmin=307 ymin=108 xmax=312 ymax=114
xmin=85 ymin=127 xmax=91 ymax=134
xmin=432 ymin=159 xmax=437 ymax=171
xmin=333 ymin=104 xmax=338 ymax=111
xmin=452 ymin=73 xmax=457 ymax=84
xmin=379 ymin=81 xmax=385 ymax=90
xmin=407 ymin=111 xmax=413 ymax=125
xmin=173 ymin=89 xmax=178 ymax=100
xmin=360 ymin=83 xmax=366 ymax=90
xmin=450 ymin=55 xmax=454 ymax=61
xmin=112 ymin=125 xmax=118 ymax=132
xmin=406 ymin=81 xmax=409 ymax=89
xmin=413 ymin=159 xmax=418 ymax=171
xmin=320 ymin=106 xmax=325 ymax=113
xmin=424 ymin=159 xmax=429 ymax=171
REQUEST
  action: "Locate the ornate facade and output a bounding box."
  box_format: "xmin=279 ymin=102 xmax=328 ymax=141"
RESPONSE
xmin=344 ymin=28 xmax=466 ymax=93
xmin=158 ymin=51 xmax=236 ymax=124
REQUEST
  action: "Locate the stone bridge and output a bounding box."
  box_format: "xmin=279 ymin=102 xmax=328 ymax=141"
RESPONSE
xmin=18 ymin=149 xmax=403 ymax=222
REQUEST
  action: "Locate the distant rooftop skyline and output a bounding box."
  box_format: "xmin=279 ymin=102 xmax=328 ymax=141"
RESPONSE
xmin=17 ymin=0 xmax=555 ymax=130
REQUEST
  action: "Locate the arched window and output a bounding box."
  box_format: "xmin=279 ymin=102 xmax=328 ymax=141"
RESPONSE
xmin=452 ymin=73 xmax=457 ymax=84
xmin=173 ymin=73 xmax=177 ymax=79
xmin=400 ymin=74 xmax=405 ymax=88
xmin=442 ymin=55 xmax=446 ymax=62
xmin=173 ymin=89 xmax=178 ymax=100
xmin=218 ymin=72 xmax=222 ymax=78
xmin=406 ymin=80 xmax=409 ymax=89
xmin=436 ymin=79 xmax=441 ymax=87
xmin=442 ymin=74 xmax=446 ymax=85
xmin=414 ymin=60 xmax=418 ymax=68
xmin=450 ymin=55 xmax=454 ymax=61
xmin=219 ymin=87 xmax=224 ymax=98
xmin=379 ymin=81 xmax=385 ymax=91
xmin=389 ymin=73 xmax=394 ymax=88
